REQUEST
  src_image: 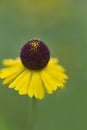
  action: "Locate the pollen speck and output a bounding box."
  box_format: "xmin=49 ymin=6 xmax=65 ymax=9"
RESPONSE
xmin=30 ymin=42 xmax=40 ymax=50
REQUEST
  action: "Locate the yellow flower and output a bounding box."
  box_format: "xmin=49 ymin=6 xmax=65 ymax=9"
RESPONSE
xmin=0 ymin=39 xmax=68 ymax=99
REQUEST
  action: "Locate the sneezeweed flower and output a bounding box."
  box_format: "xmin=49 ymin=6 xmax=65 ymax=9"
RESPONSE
xmin=0 ymin=39 xmax=68 ymax=99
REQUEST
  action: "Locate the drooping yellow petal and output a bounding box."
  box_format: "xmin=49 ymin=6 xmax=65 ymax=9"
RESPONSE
xmin=18 ymin=70 xmax=31 ymax=95
xmin=48 ymin=58 xmax=59 ymax=65
xmin=8 ymin=70 xmax=27 ymax=88
xmin=40 ymin=71 xmax=53 ymax=94
xmin=0 ymin=64 xmax=25 ymax=79
xmin=47 ymin=59 xmax=66 ymax=72
xmin=2 ymin=73 xmax=21 ymax=85
xmin=2 ymin=58 xmax=20 ymax=66
xmin=47 ymin=67 xmax=68 ymax=83
xmin=45 ymin=60 xmax=68 ymax=89
xmin=0 ymin=58 xmax=26 ymax=86
xmin=28 ymin=72 xmax=44 ymax=99
xmin=40 ymin=70 xmax=59 ymax=93
xmin=14 ymin=70 xmax=31 ymax=91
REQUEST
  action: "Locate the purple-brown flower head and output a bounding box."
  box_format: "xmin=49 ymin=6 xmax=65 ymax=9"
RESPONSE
xmin=20 ymin=39 xmax=50 ymax=70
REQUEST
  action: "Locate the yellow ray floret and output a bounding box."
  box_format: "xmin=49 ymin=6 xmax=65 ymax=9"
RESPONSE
xmin=0 ymin=58 xmax=68 ymax=99
xmin=28 ymin=72 xmax=44 ymax=99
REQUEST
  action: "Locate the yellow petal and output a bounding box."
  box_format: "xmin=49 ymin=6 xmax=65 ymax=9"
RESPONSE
xmin=47 ymin=67 xmax=68 ymax=83
xmin=45 ymin=61 xmax=68 ymax=88
xmin=28 ymin=72 xmax=44 ymax=99
xmin=8 ymin=70 xmax=28 ymax=88
xmin=47 ymin=61 xmax=66 ymax=72
xmin=40 ymin=70 xmax=58 ymax=93
xmin=18 ymin=70 xmax=31 ymax=95
xmin=48 ymin=58 xmax=59 ymax=65
xmin=0 ymin=64 xmax=24 ymax=79
xmin=2 ymin=73 xmax=20 ymax=85
xmin=2 ymin=58 xmax=20 ymax=66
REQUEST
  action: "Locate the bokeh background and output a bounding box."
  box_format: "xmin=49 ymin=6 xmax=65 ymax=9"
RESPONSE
xmin=0 ymin=0 xmax=86 ymax=130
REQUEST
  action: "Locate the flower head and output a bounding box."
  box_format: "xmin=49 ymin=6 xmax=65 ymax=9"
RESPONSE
xmin=0 ymin=39 xmax=68 ymax=99
xmin=20 ymin=39 xmax=50 ymax=70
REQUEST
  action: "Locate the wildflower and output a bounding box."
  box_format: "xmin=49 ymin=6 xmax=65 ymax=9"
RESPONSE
xmin=0 ymin=39 xmax=68 ymax=99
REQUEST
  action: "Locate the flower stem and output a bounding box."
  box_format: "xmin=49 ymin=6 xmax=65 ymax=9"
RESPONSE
xmin=28 ymin=97 xmax=37 ymax=130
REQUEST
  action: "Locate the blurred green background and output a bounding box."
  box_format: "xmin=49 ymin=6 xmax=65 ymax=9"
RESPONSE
xmin=0 ymin=0 xmax=86 ymax=130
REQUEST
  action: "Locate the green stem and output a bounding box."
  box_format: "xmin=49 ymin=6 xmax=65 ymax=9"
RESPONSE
xmin=28 ymin=97 xmax=37 ymax=130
